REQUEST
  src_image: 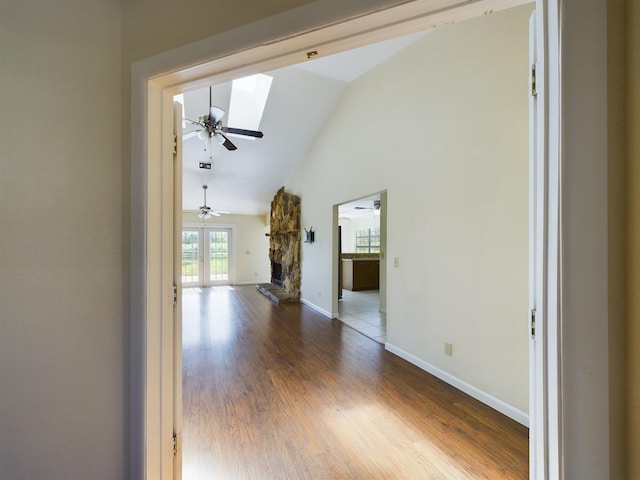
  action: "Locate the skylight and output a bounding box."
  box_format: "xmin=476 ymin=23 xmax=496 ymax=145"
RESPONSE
xmin=227 ymin=74 xmax=273 ymax=136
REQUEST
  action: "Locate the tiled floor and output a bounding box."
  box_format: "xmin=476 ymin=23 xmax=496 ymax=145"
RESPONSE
xmin=337 ymin=289 xmax=386 ymax=344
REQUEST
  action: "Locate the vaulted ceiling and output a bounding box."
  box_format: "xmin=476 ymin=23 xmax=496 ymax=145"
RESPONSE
xmin=180 ymin=30 xmax=427 ymax=216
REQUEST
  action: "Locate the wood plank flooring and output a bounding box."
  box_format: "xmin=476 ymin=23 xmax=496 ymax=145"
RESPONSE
xmin=182 ymin=286 xmax=528 ymax=479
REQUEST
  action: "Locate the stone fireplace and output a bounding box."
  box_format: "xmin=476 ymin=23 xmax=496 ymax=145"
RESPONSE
xmin=257 ymin=187 xmax=301 ymax=303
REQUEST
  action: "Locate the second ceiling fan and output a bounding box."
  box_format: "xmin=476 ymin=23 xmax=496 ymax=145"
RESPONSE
xmin=185 ymin=86 xmax=264 ymax=152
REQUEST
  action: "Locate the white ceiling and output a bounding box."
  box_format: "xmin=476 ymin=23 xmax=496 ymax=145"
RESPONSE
xmin=338 ymin=194 xmax=382 ymax=219
xmin=180 ymin=31 xmax=427 ymax=215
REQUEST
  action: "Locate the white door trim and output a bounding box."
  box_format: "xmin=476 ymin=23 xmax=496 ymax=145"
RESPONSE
xmin=129 ymin=0 xmax=611 ymax=478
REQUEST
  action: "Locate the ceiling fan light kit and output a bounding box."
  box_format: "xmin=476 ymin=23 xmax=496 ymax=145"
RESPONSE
xmin=197 ymin=185 xmax=222 ymax=219
xmin=184 ymin=86 xmax=264 ymax=153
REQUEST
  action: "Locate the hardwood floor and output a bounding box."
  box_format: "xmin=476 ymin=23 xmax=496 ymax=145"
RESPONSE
xmin=182 ymin=286 xmax=528 ymax=479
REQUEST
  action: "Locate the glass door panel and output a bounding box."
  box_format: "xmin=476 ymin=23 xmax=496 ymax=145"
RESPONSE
xmin=206 ymin=228 xmax=232 ymax=286
xmin=182 ymin=229 xmax=202 ymax=286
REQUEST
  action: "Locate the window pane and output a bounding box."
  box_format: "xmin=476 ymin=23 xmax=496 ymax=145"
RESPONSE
xmin=209 ymin=231 xmax=229 ymax=281
xmin=182 ymin=231 xmax=199 ymax=283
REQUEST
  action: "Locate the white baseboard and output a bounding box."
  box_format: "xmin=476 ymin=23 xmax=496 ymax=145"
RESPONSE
xmin=300 ymin=298 xmax=333 ymax=318
xmin=385 ymin=343 xmax=529 ymax=427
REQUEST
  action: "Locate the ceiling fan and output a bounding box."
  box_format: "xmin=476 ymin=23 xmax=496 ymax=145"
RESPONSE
xmin=353 ymin=200 xmax=381 ymax=212
xmin=197 ymin=185 xmax=228 ymax=219
xmin=184 ymin=86 xmax=264 ymax=152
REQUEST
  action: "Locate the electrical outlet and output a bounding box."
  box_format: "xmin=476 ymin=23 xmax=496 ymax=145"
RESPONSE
xmin=393 ymin=257 xmax=399 ymax=268
xmin=444 ymin=343 xmax=453 ymax=356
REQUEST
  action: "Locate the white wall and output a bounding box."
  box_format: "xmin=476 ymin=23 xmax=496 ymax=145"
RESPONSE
xmin=339 ymin=218 xmax=353 ymax=252
xmin=288 ymin=5 xmax=532 ymax=413
xmin=183 ymin=213 xmax=270 ymax=284
xmin=0 ymin=1 xmax=124 ymax=478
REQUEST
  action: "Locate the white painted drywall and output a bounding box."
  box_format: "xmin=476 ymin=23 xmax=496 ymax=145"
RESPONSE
xmin=0 ymin=2 xmax=124 ymax=478
xmin=288 ymin=4 xmax=532 ymax=413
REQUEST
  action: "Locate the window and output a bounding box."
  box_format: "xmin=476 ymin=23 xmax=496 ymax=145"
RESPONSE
xmin=356 ymin=227 xmax=380 ymax=253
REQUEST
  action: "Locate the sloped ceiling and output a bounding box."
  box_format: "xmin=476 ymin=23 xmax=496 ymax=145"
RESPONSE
xmin=181 ymin=30 xmax=426 ymax=215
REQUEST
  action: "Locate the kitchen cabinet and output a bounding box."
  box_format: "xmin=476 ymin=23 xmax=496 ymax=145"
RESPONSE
xmin=341 ymin=259 xmax=379 ymax=291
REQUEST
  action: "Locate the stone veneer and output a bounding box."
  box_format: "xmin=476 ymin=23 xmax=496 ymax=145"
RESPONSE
xmin=268 ymin=187 xmax=301 ymax=296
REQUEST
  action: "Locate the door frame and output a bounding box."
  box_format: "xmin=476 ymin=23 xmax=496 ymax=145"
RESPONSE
xmin=130 ymin=0 xmax=612 ymax=478
xmin=333 ymin=190 xmax=387 ymax=317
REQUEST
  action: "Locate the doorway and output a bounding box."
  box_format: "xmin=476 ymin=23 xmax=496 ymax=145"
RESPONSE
xmin=336 ymin=192 xmax=387 ymax=343
xmin=132 ymin=1 xmax=586 ymax=478
xmin=179 ymin=6 xmax=530 ymax=477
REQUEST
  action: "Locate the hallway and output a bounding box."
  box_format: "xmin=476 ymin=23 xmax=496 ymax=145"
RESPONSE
xmin=182 ymin=285 xmax=528 ymax=479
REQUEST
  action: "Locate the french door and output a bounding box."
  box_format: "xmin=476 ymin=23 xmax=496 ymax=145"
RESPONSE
xmin=181 ymin=227 xmax=233 ymax=286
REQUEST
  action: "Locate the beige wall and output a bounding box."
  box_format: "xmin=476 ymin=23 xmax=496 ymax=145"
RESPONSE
xmin=122 ymin=0 xmax=312 ymax=65
xmin=0 ymin=1 xmax=124 ymax=478
xmin=288 ymin=5 xmax=532 ymax=414
xmin=626 ymin=0 xmax=640 ymax=477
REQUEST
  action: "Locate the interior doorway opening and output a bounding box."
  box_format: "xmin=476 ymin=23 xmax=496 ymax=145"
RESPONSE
xmin=132 ymin=1 xmax=564 ymax=478
xmin=336 ymin=192 xmax=387 ymax=344
xmin=176 ymin=6 xmax=532 ymax=477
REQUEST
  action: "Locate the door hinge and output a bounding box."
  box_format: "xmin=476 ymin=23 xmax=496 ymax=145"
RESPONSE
xmin=172 ymin=285 xmax=178 ymax=305
xmin=173 ymin=134 xmax=178 ymax=155
xmin=172 ymin=433 xmax=178 ymax=457
xmin=530 ymin=63 xmax=537 ymax=97
xmin=530 ymin=308 xmax=536 ymax=339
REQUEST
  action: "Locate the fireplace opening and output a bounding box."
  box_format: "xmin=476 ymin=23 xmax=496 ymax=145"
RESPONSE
xmin=271 ymin=262 xmax=284 ymax=287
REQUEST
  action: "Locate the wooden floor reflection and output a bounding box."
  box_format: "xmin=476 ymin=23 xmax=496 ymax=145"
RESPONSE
xmin=182 ymin=285 xmax=528 ymax=479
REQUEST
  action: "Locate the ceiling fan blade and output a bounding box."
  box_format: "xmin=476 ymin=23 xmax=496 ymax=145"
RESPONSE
xmin=224 ymin=127 xmax=264 ymax=138
xmin=208 ymin=106 xmax=225 ymax=123
xmin=183 ymin=131 xmax=199 ymax=140
xmin=211 ymin=211 xmax=222 ymax=217
xmin=219 ymin=134 xmax=237 ymax=151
